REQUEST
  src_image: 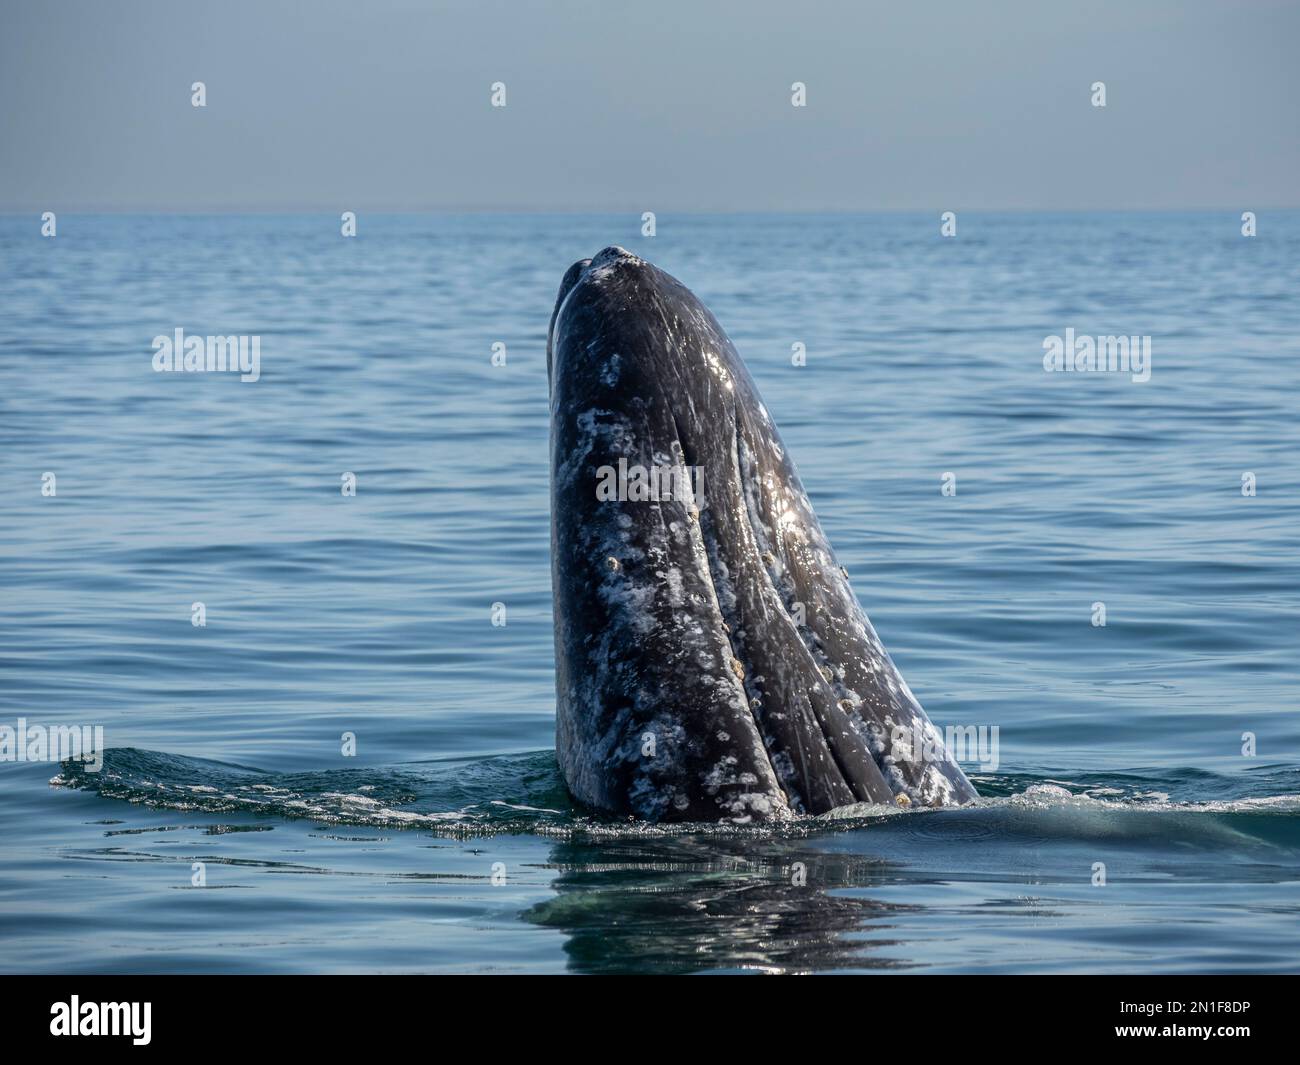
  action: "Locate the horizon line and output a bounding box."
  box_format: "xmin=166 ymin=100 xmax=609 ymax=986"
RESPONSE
xmin=3 ymin=205 xmax=1296 ymax=216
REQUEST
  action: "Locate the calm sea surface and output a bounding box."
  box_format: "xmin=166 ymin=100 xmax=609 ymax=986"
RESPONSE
xmin=2 ymin=212 xmax=1298 ymax=973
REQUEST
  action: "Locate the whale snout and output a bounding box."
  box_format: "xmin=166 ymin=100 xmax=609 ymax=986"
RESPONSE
xmin=548 ymin=247 xmax=655 ymax=394
xmin=564 ymin=246 xmax=647 ymax=290
xmin=589 ymin=245 xmax=638 ymax=268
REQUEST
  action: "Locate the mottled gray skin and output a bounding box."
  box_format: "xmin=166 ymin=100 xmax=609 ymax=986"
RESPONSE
xmin=549 ymin=247 xmax=977 ymax=823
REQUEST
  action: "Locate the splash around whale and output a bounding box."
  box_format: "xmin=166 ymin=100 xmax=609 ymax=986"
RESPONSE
xmin=548 ymin=247 xmax=977 ymax=824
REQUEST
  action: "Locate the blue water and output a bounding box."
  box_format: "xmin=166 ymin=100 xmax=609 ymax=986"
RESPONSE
xmin=2 ymin=212 xmax=1298 ymax=974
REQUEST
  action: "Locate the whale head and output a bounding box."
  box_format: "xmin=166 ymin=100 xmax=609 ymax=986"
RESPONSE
xmin=548 ymin=248 xmax=977 ymax=823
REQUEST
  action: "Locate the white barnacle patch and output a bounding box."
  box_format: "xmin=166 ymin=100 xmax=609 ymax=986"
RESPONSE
xmin=600 ymin=353 xmax=622 ymax=387
xmin=665 ymin=566 xmax=685 ymax=608
xmin=914 ymin=763 xmax=958 ymax=807
xmin=720 ymin=790 xmax=786 ymax=823
xmin=863 ymin=725 xmax=888 ymax=757
xmin=596 ymin=566 xmax=658 ymax=636
xmin=703 ymin=755 xmax=740 ymax=791
xmin=586 ymin=246 xmax=645 ymax=280
xmin=559 ymin=408 xmax=636 ymax=490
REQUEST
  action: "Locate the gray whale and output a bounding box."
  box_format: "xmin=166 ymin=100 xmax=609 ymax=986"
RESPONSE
xmin=548 ymin=247 xmax=977 ymax=822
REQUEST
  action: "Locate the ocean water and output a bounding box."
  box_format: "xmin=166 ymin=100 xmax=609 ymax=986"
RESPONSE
xmin=1 ymin=211 xmax=1298 ymax=974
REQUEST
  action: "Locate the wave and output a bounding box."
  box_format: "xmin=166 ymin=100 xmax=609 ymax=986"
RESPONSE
xmin=50 ymin=748 xmax=1300 ymax=848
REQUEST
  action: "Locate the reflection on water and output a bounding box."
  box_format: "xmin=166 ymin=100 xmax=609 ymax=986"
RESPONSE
xmin=526 ymin=837 xmax=916 ymax=974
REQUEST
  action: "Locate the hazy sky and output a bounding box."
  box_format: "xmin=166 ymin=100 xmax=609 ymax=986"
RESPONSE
xmin=2 ymin=0 xmax=1297 ymax=211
